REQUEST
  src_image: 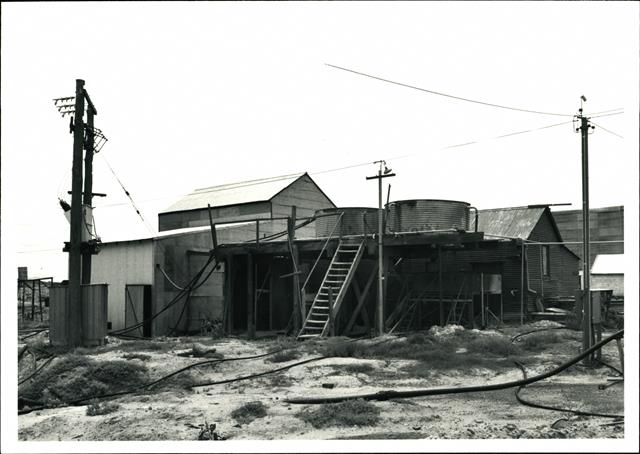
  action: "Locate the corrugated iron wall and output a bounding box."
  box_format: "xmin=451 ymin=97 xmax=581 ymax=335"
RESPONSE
xmin=386 ymin=200 xmax=470 ymax=233
xmin=91 ymin=241 xmax=153 ymax=331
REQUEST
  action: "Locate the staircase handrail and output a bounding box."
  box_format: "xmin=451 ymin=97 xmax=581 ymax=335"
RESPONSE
xmin=300 ymin=212 xmax=344 ymax=294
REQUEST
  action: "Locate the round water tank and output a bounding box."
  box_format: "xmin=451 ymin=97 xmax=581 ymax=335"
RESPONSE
xmin=315 ymin=208 xmax=379 ymax=238
xmin=386 ymin=199 xmax=470 ymax=233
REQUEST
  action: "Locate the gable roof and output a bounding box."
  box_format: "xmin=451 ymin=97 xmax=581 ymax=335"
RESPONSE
xmin=161 ymin=172 xmax=310 ymax=214
xmin=474 ymin=206 xmax=546 ymax=239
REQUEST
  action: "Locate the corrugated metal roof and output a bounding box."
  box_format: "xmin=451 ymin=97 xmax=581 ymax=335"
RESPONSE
xmin=160 ymin=173 xmax=305 ymax=213
xmin=100 ymin=223 xmax=255 ymax=246
xmin=591 ymin=254 xmax=624 ymax=274
xmin=475 ymin=207 xmax=545 ymax=239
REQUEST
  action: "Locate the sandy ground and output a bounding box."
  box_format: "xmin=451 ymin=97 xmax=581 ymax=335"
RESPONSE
xmin=17 ymin=323 xmax=625 ymax=441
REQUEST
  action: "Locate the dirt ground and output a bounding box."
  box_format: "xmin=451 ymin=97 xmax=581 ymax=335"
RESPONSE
xmin=17 ymin=321 xmax=625 ymax=441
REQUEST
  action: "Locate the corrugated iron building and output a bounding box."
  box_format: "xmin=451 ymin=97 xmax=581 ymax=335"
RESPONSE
xmin=158 ymin=172 xmax=335 ymax=239
xmin=552 ymin=206 xmax=624 ymax=267
xmin=472 ymin=206 xmax=581 ymax=314
xmin=91 ymin=172 xmax=335 ymax=336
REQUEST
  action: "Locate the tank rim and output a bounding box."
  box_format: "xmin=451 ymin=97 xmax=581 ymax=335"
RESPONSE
xmin=386 ymin=199 xmax=471 ymax=206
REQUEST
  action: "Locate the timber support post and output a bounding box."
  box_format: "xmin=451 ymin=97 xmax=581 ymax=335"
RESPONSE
xmin=438 ymin=246 xmax=444 ymax=326
xmin=247 ymin=253 xmax=255 ymax=339
xmin=207 ymin=204 xmax=218 ymax=249
xmin=288 ymin=207 xmax=302 ymax=333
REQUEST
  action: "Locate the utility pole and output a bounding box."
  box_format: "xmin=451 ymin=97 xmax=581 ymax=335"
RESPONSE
xmin=81 ymin=96 xmax=97 ymax=285
xmin=576 ymin=96 xmax=595 ymax=365
xmin=68 ymin=79 xmax=86 ymax=347
xmin=54 ymin=80 xmax=104 ymax=347
xmin=366 ymin=160 xmax=395 ymax=336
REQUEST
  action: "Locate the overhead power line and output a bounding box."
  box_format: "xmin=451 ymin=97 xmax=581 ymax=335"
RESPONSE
xmin=99 ymin=155 xmax=157 ymax=235
xmin=589 ymin=111 xmax=624 ymax=120
xmin=326 ymin=63 xmax=574 ymax=118
xmin=91 ymin=118 xmax=581 ymax=211
xmin=591 ymin=121 xmax=624 ymax=139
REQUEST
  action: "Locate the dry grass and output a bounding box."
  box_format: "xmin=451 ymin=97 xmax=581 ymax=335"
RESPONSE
xmin=230 ymin=401 xmax=268 ymax=425
xmin=265 ymin=349 xmax=302 ymax=363
xmin=86 ymin=400 xmax=120 ymax=416
xmin=340 ymin=363 xmax=375 ymax=374
xmin=519 ymin=330 xmax=574 ymax=350
xmin=19 ymin=355 xmax=148 ymax=406
xmin=176 ymin=344 xmax=223 ymax=359
xmin=297 ymin=399 xmax=380 ymax=428
xmin=122 ymin=352 xmax=152 ymax=362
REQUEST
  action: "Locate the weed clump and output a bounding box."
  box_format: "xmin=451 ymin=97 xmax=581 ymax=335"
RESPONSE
xmin=230 ymin=401 xmax=268 ymax=425
xmin=341 ymin=363 xmax=375 ymax=374
xmin=19 ymin=355 xmax=148 ymax=406
xmin=86 ymin=400 xmax=120 ymax=416
xmin=467 ymin=335 xmax=519 ymax=357
xmin=265 ymin=349 xmax=301 ymax=363
xmin=519 ymin=330 xmax=572 ymax=350
xmin=177 ymin=344 xmax=223 ymax=359
xmin=297 ymin=399 xmax=380 ymax=428
xmin=122 ymin=352 xmax=151 ymax=362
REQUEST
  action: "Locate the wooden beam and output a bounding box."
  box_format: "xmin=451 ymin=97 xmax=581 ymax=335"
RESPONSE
xmin=223 ymin=256 xmax=234 ymax=334
xmin=345 ymin=265 xmax=378 ymax=335
xmin=247 ymin=253 xmax=255 ymax=339
xmin=207 ymin=204 xmax=217 ymax=249
xmin=438 ymin=245 xmax=444 ymax=326
xmin=287 ymin=209 xmax=302 ymax=333
xmin=384 ymin=278 xmax=409 ymax=329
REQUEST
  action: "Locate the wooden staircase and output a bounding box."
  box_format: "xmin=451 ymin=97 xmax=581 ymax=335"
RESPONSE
xmin=297 ymin=240 xmax=365 ymax=339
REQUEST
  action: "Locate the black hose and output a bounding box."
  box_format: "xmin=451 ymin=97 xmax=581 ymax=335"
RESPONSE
xmin=17 ymin=336 xmax=372 ymax=415
xmin=109 ymin=255 xmax=217 ymax=336
xmin=192 ymin=356 xmax=327 ymax=388
xmin=514 ymin=361 xmax=623 ymax=419
xmin=284 ymin=329 xmax=624 ymax=404
xmin=168 ymin=256 xmax=221 ymax=336
xmin=18 ymin=356 xmax=55 ymax=386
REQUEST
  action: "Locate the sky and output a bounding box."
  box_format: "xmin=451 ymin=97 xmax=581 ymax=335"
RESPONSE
xmin=1 ymin=2 xmax=639 ymax=452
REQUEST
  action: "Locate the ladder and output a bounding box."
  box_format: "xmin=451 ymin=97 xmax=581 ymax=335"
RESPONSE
xmin=297 ymin=240 xmax=365 ymax=339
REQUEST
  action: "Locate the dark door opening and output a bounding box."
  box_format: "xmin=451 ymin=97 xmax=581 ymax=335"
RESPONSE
xmin=125 ymin=284 xmax=152 ymax=337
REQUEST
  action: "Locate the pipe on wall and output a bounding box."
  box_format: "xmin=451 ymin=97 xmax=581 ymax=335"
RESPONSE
xmin=469 ymin=206 xmax=479 ymax=232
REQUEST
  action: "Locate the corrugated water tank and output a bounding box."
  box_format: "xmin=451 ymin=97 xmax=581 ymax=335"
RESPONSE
xmin=386 ymin=199 xmax=471 ymax=233
xmin=315 ymin=208 xmax=379 ymax=238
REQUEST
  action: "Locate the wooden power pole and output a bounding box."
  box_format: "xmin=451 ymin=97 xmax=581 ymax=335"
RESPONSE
xmin=68 ymin=79 xmax=86 ymax=347
xmin=366 ymin=161 xmax=395 ymax=336
xmin=576 ymin=99 xmax=595 ymax=365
